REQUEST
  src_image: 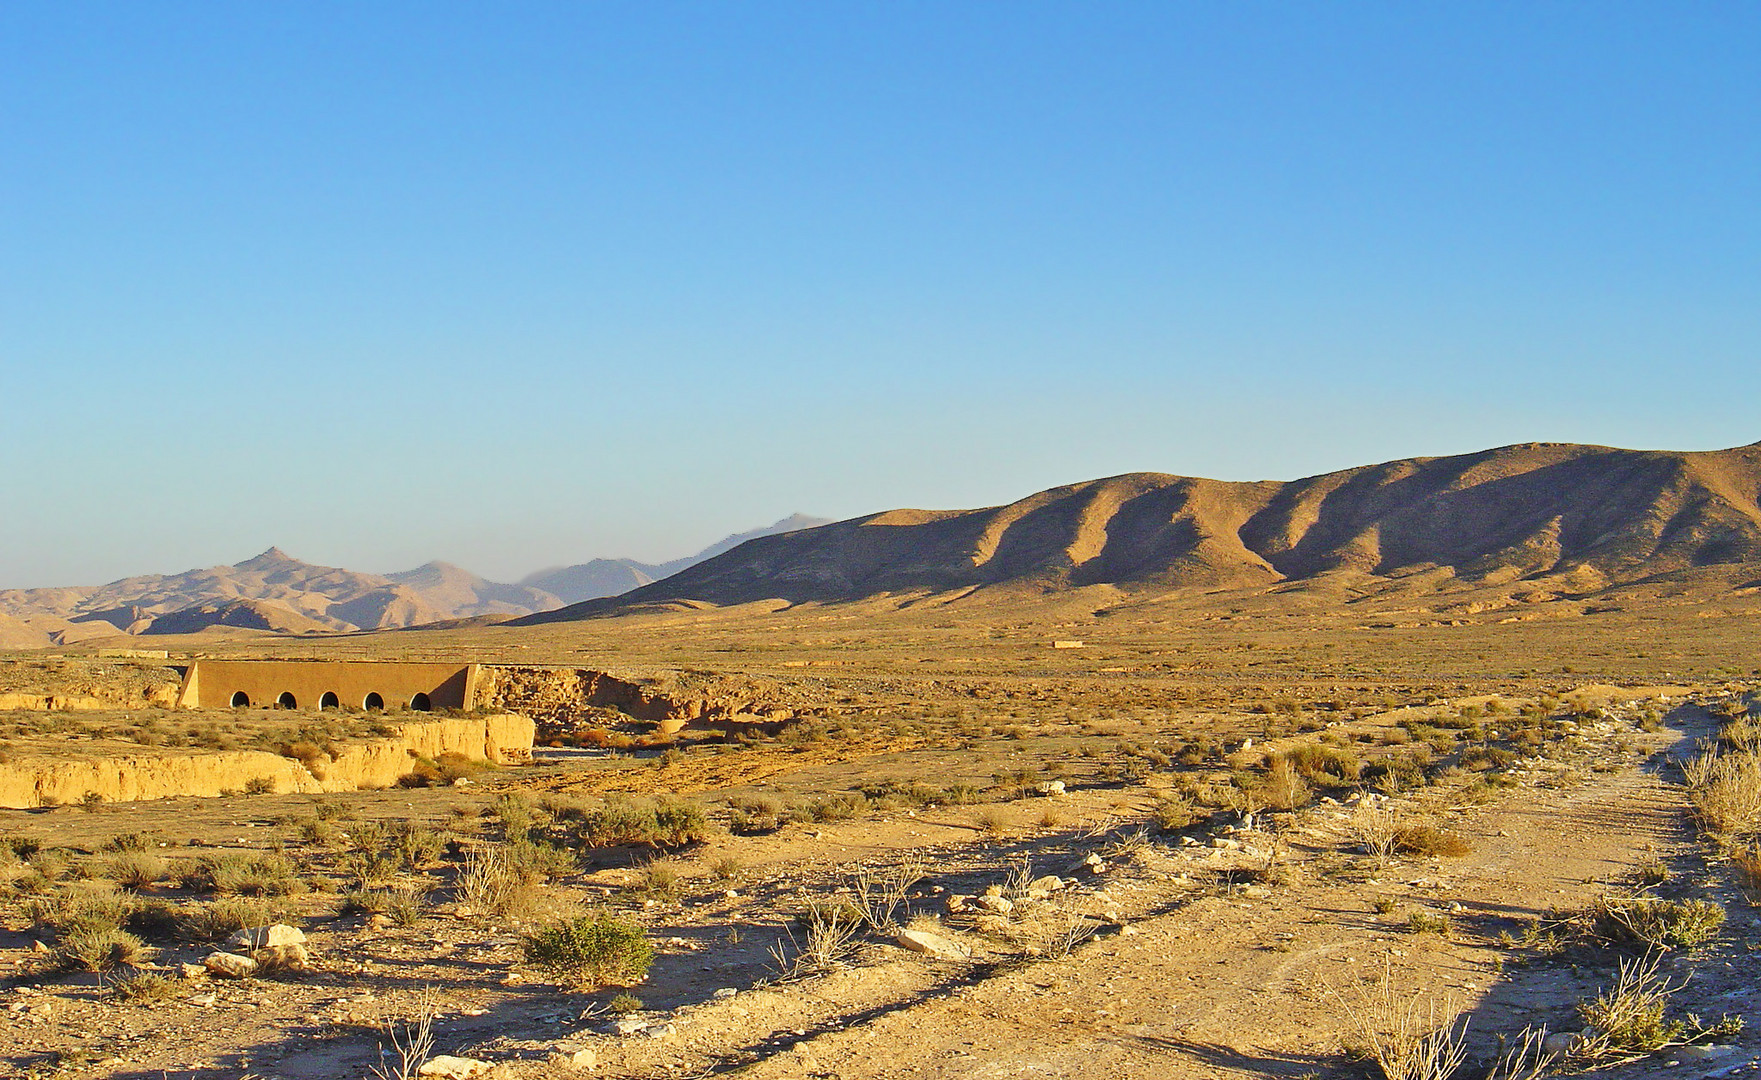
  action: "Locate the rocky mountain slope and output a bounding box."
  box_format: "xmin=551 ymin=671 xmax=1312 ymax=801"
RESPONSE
xmin=519 ymin=514 xmax=832 ymax=603
xmin=517 ymin=441 xmax=1761 ymax=621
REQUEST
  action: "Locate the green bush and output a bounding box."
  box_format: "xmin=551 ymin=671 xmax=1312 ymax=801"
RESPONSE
xmin=523 ymin=912 xmax=655 ymax=988
xmin=1589 ymin=897 xmax=1725 ymax=949
xmin=574 ymin=798 xmax=708 ymax=848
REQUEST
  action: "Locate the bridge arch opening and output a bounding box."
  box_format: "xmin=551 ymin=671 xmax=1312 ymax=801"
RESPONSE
xmin=409 ymin=692 xmax=432 ymax=712
xmin=363 ymin=692 xmax=385 ymax=711
xmin=276 ymin=692 xmax=297 ymax=709
xmin=230 ymin=691 xmax=251 ymax=708
xmin=319 ymin=691 xmax=340 ymax=710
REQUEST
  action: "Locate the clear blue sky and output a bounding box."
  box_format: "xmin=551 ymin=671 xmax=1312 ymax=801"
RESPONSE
xmin=2 ymin=2 xmax=1757 ymax=588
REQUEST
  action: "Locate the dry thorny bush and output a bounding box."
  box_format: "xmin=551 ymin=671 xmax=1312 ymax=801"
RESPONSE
xmin=1327 ymin=958 xmax=1469 ymax=1080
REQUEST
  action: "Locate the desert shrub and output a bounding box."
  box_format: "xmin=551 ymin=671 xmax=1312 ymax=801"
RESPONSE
xmin=637 ymin=860 xmax=680 ymax=899
xmin=1718 ymin=718 xmax=1761 ymax=751
xmin=1347 ymin=804 xmax=1400 ymax=860
xmin=103 ymin=832 xmax=154 ymax=853
xmin=123 ymin=898 xmax=181 ymax=940
xmin=1732 ymin=847 xmax=1761 ymax=890
xmin=523 ymin=912 xmax=654 ymax=987
xmin=195 ymin=852 xmax=304 ymax=896
xmin=1393 ymin=825 xmax=1472 ymax=857
xmin=942 ymin=784 xmax=985 ymax=805
xmin=1587 ymin=897 xmax=1724 ymax=949
xmin=388 ymin=821 xmax=446 ymax=871
xmin=457 ymin=844 xmax=536 ymax=917
xmin=107 ymin=852 xmax=169 ymax=890
xmin=493 ymin=793 xmax=544 ymax=842
xmin=0 ymin=835 xmax=43 ymax=861
xmin=1284 ymin=743 xmax=1361 ymax=786
xmin=32 ymin=888 xmax=135 ymax=938
xmin=1260 ymin=757 xmax=1312 ymax=811
xmin=298 ymin=817 xmax=341 ymax=846
xmin=504 ymin=838 xmax=576 ymax=881
xmin=1576 ymin=953 xmax=1693 ymax=1053
xmin=1330 ymin=963 xmax=1469 ymax=1080
xmin=345 ymin=887 xmax=424 ymax=926
xmin=58 ymin=927 xmax=148 ymax=972
xmin=772 ymin=899 xmax=864 ymax=976
xmin=1406 ymin=910 xmax=1452 ymax=936
xmin=1150 ymin=793 xmax=1197 ymax=831
xmin=178 ymin=897 xmax=281 ymax=942
xmin=607 ymin=991 xmax=644 ymax=1013
xmin=1460 ymin=746 xmax=1517 ymax=771
xmin=110 ymin=970 xmax=179 ymax=1004
xmin=708 ymin=854 xmax=743 ymax=881
xmin=804 ymin=793 xmax=867 ymax=823
xmin=1683 ymin=747 xmax=1761 ymax=841
xmin=973 ymin=807 xmax=1008 ymax=835
xmin=244 ymin=776 xmax=277 ymax=795
xmin=574 ymin=798 xmax=708 ymax=848
xmin=1364 ymin=755 xmax=1429 ymax=793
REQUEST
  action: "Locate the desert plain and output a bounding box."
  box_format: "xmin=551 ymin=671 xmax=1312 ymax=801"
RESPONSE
xmin=2 ymin=442 xmax=1761 ymax=1080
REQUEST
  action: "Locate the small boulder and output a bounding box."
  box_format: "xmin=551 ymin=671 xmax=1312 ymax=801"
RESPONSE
xmin=1026 ymin=875 xmax=1064 ymax=893
xmin=896 ymin=929 xmax=969 ymax=959
xmin=417 ymin=1056 xmax=492 ymax=1079
xmin=971 ymin=895 xmax=1013 ymax=915
xmin=611 ymin=1016 xmax=651 ymax=1036
xmin=203 ymin=951 xmax=259 ymax=979
xmin=227 ymin=924 xmax=305 ymax=950
xmin=548 ymin=1047 xmax=597 ymax=1070
xmin=252 ymin=943 xmax=313 ymax=972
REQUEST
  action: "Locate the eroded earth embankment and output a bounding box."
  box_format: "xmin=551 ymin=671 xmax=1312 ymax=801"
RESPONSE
xmin=0 ymin=714 xmax=534 ymax=808
xmin=473 ymin=665 xmax=799 ymax=739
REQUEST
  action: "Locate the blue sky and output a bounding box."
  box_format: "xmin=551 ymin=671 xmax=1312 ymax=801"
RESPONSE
xmin=2 ymin=2 xmax=1757 ymax=588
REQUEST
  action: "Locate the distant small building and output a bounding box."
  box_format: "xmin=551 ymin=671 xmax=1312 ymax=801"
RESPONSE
xmin=176 ymin=660 xmax=484 ymax=712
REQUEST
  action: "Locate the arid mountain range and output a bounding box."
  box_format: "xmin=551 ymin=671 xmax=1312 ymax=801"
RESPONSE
xmin=0 ymin=515 xmax=827 ymax=648
xmin=519 ymin=441 xmax=1761 ymax=623
xmin=519 ymin=514 xmax=831 ymax=602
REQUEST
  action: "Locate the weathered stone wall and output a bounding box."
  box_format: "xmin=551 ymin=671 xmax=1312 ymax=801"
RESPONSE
xmin=0 ymin=713 xmax=534 ymax=808
xmin=176 ymin=660 xmax=481 ymax=711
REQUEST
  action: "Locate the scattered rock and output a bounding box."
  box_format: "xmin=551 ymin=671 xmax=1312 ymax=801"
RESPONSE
xmin=1026 ymin=875 xmax=1065 ymax=893
xmin=611 ymin=1016 xmax=651 ymax=1036
xmin=417 ymin=1056 xmax=492 ymax=1079
xmin=368 ymin=914 xmax=395 ymax=930
xmin=896 ymin=929 xmax=969 ymax=959
xmin=179 ymin=963 xmax=206 ymax=980
xmin=972 ymin=895 xmax=1014 ymax=915
xmin=945 ymin=894 xmax=971 ymax=913
xmin=203 ymin=952 xmax=259 ymax=979
xmin=228 ymin=924 xmax=305 ymax=950
xmin=645 ymin=1022 xmax=677 ymax=1039
xmin=548 ymin=1047 xmax=597 ymax=1070
xmin=29 ymin=940 xmax=50 ymax=955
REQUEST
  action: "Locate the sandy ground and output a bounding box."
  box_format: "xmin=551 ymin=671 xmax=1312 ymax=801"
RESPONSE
xmin=0 ymin=692 xmax=1753 ymax=1080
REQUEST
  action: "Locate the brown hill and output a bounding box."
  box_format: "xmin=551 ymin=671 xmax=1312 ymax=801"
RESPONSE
xmin=136 ymin=599 xmax=332 ymax=636
xmin=516 ymin=441 xmax=1761 ymax=621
